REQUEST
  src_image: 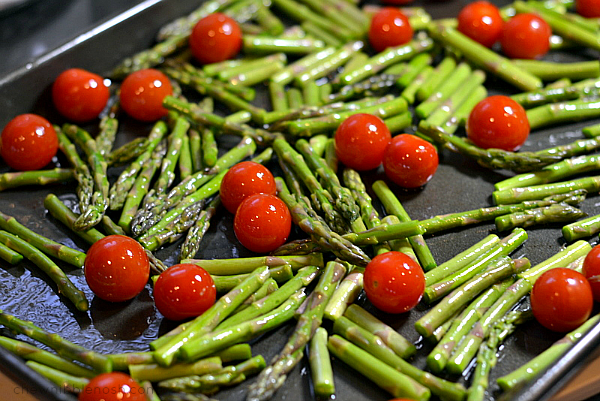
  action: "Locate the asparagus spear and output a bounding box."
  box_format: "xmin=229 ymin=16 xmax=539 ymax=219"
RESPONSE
xmin=26 ymin=360 xmax=89 ymax=392
xmin=179 ymin=196 xmax=221 ymax=261
xmin=0 ymin=231 xmax=88 ymax=312
xmin=0 ymin=309 xmax=111 ymax=372
xmin=44 ymin=194 xmax=105 ymax=245
xmin=0 ymin=168 xmax=74 ymax=192
xmin=563 ymin=213 xmax=600 ymax=241
xmin=327 ymin=335 xmax=431 ymax=401
xmin=493 ymin=176 xmax=600 ymax=205
xmin=246 ymin=261 xmax=346 ymax=400
xmin=494 ymin=203 xmax=586 ymax=231
xmin=308 ymin=327 xmax=335 ymax=398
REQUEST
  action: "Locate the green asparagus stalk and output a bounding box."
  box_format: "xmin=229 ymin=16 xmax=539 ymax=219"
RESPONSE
xmin=309 ymin=327 xmax=335 ymax=398
xmin=151 ymin=266 xmax=270 ymax=366
xmin=179 ymin=288 xmax=307 ymax=362
xmin=26 ymin=360 xmax=89 ymax=392
xmin=184 ymin=254 xmax=323 ymax=275
xmin=510 ymin=85 xmax=583 ymax=108
xmin=563 ymin=213 xmax=600 ymax=241
xmin=246 ymin=261 xmax=346 ymax=400
xmin=426 ymin=278 xmax=515 ymax=373
xmin=512 ymin=59 xmax=600 ymax=81
xmin=0 ymin=210 xmax=86 ymax=268
xmin=0 ymin=168 xmax=74 ymax=192
xmin=96 ymin=116 xmax=118 ymax=157
xmin=497 ymin=314 xmax=600 ymax=391
xmin=44 ymin=194 xmax=105 ymax=245
xmin=129 ymin=356 xmax=222 ymax=382
xmin=527 ymin=99 xmax=600 ymax=130
xmin=415 ymin=62 xmax=473 ymax=119
xmin=0 ymin=309 xmax=112 ymax=372
xmin=494 ymin=203 xmax=586 ymax=231
xmin=179 ymin=196 xmax=221 ymax=261
xmin=0 ymin=231 xmax=88 ymax=312
xmin=109 ymin=121 xmax=168 ymax=210
xmin=493 ymin=176 xmax=600 ymax=205
xmin=327 ymin=335 xmax=431 ymax=401
xmin=344 ymin=304 xmax=416 ymax=359
xmin=0 ymin=336 xmax=95 ymax=378
xmin=106 ymin=137 xmax=149 ymax=167
xmin=416 ymin=56 xmax=457 ymax=102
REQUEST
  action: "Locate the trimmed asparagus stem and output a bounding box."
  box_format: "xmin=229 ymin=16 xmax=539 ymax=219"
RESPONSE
xmin=0 ymin=168 xmax=74 ymax=192
xmin=497 ymin=314 xmax=600 ymax=391
xmin=130 ymin=356 xmax=222 ymax=382
xmin=425 ymin=234 xmax=500 ymax=286
xmin=246 ymin=261 xmax=346 ymax=400
xmin=426 ymin=278 xmax=515 ymax=373
xmin=211 ymin=264 xmax=294 ymax=293
xmin=427 ymin=23 xmax=542 ymax=91
xmin=184 ymin=254 xmax=324 ymax=275
xmin=494 ymin=203 xmax=586 ymax=232
xmin=0 ymin=231 xmax=88 ymax=312
xmin=527 ymin=99 xmax=600 ymax=131
xmin=415 ymin=256 xmax=530 ymax=337
xmin=512 ymin=59 xmax=600 ymax=81
xmin=395 ymin=52 xmax=433 ymax=89
xmin=308 ymin=327 xmax=335 ymax=398
xmin=26 ymin=360 xmax=89 ymax=392
xmin=421 ymin=228 xmax=528 ymax=305
xmin=563 ymin=213 xmax=600 ymax=241
xmin=0 ymin=309 xmax=112 ymax=372
xmin=416 ymin=56 xmax=457 ymax=102
xmin=415 ymin=62 xmax=473 ymax=119
xmin=152 ymin=266 xmax=270 ymax=366
xmin=271 ymin=47 xmax=337 ymax=85
xmin=493 ymin=175 xmax=600 ymax=205
xmin=334 ymin=316 xmax=467 ymax=401
xmin=372 ymin=180 xmax=436 ymax=271
xmin=0 ymin=336 xmax=95 ymax=378
xmin=327 ymin=335 xmax=431 ymax=401
xmin=0 ymin=210 xmax=86 ymax=268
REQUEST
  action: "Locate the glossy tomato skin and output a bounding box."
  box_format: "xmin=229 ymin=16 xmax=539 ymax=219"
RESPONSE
xmin=52 ymin=68 xmax=110 ymax=122
xmin=234 ymin=193 xmax=292 ymax=254
xmin=466 ymin=95 xmax=530 ymax=151
xmin=79 ymin=372 xmax=146 ymax=401
xmin=500 ymin=13 xmax=551 ymax=59
xmin=457 ymin=1 xmax=504 ymax=48
xmin=119 ymin=69 xmax=173 ymax=122
xmin=383 ymin=134 xmax=438 ymax=189
xmin=530 ymin=268 xmax=594 ymax=333
xmin=576 ymin=0 xmax=600 ymax=17
xmin=1 ymin=114 xmax=58 ymax=171
xmin=84 ymin=235 xmax=150 ymax=302
xmin=368 ymin=8 xmax=413 ymax=53
xmin=582 ymin=244 xmax=600 ymax=301
xmin=189 ymin=13 xmax=242 ymax=65
xmin=220 ymin=161 xmax=276 ymax=214
xmin=334 ymin=113 xmax=391 ymax=171
xmin=153 ymin=264 xmax=216 ymax=321
xmin=364 ymin=251 xmax=425 ymax=314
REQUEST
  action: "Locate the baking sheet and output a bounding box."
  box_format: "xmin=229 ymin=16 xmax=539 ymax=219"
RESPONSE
xmin=1 ymin=0 xmax=600 ymax=400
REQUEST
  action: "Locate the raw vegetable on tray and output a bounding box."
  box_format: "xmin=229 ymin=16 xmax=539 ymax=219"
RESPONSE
xmin=1 ymin=0 xmax=600 ymax=400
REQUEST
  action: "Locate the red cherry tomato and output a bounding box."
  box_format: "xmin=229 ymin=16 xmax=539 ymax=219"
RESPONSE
xmin=219 ymin=161 xmax=277 ymax=214
xmin=1 ymin=114 xmax=58 ymax=171
xmin=334 ymin=113 xmax=391 ymax=171
xmin=500 ymin=13 xmax=551 ymax=59
xmin=119 ymin=69 xmax=173 ymax=122
xmin=234 ymin=193 xmax=292 ymax=253
xmin=79 ymin=372 xmax=146 ymax=401
xmin=382 ymin=134 xmax=438 ymax=189
xmin=368 ymin=8 xmax=413 ymax=53
xmin=153 ymin=263 xmax=216 ymax=321
xmin=52 ymin=68 xmax=110 ymax=122
xmin=84 ymin=235 xmax=150 ymax=302
xmin=576 ymin=0 xmax=600 ymax=17
xmin=466 ymin=95 xmax=530 ymax=151
xmin=364 ymin=251 xmax=425 ymax=314
xmin=582 ymin=244 xmax=600 ymax=302
xmin=457 ymin=1 xmax=504 ymax=48
xmin=189 ymin=13 xmax=242 ymax=65
xmin=530 ymin=268 xmax=594 ymax=332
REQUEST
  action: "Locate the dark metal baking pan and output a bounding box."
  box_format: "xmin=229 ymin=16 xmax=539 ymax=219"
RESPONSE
xmin=1 ymin=0 xmax=600 ymax=400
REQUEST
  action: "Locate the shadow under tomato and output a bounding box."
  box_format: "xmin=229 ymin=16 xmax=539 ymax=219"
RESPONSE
xmin=89 ymin=287 xmax=155 ymax=341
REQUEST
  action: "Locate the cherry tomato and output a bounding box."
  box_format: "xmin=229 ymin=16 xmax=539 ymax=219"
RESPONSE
xmin=234 ymin=193 xmax=292 ymax=253
xmin=530 ymin=268 xmax=593 ymax=332
xmin=500 ymin=13 xmax=551 ymax=59
xmin=52 ymin=68 xmax=110 ymax=122
xmin=582 ymin=244 xmax=600 ymax=302
xmin=79 ymin=372 xmax=146 ymax=401
xmin=466 ymin=95 xmax=530 ymax=152
xmin=368 ymin=8 xmax=413 ymax=53
xmin=334 ymin=113 xmax=391 ymax=171
xmin=153 ymin=263 xmax=216 ymax=321
xmin=457 ymin=1 xmax=504 ymax=48
xmin=382 ymin=134 xmax=438 ymax=189
xmin=189 ymin=13 xmax=242 ymax=65
xmin=84 ymin=235 xmax=150 ymax=302
xmin=119 ymin=69 xmax=173 ymax=122
xmin=1 ymin=114 xmax=58 ymax=171
xmin=364 ymin=251 xmax=425 ymax=314
xmin=576 ymin=0 xmax=600 ymax=17
xmin=220 ymin=161 xmax=277 ymax=214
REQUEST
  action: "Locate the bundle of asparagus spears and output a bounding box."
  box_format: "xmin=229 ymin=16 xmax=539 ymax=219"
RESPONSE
xmin=2 ymin=0 xmax=600 ymax=400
